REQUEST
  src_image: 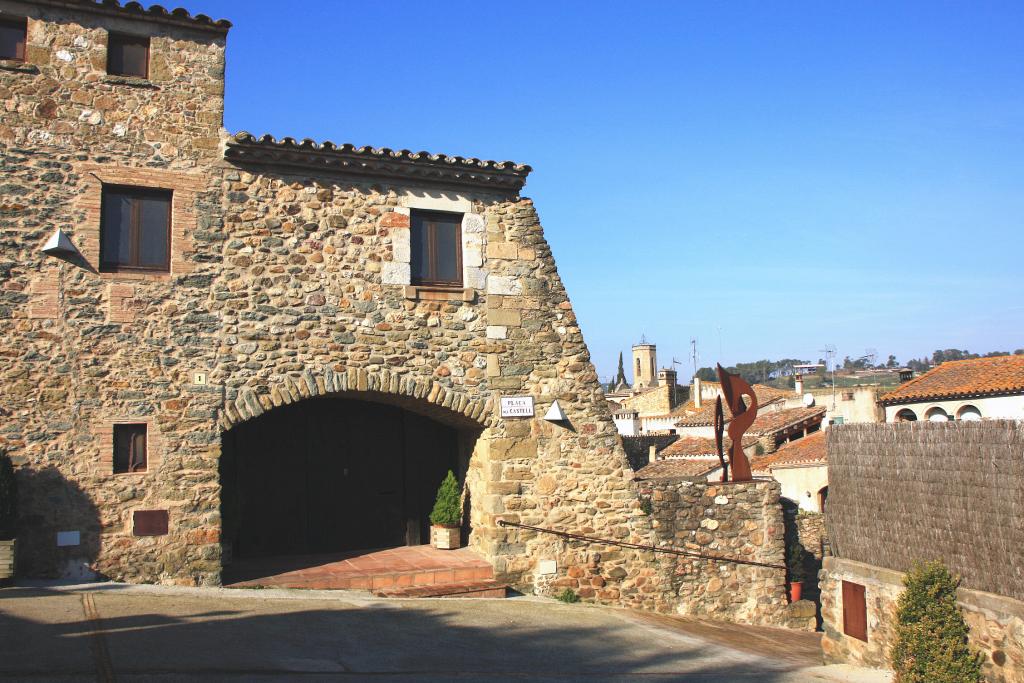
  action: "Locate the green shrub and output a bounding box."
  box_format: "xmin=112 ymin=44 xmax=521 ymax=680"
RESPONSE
xmin=429 ymin=470 xmax=461 ymax=528
xmin=890 ymin=561 xmax=982 ymax=683
xmin=555 ymin=588 xmax=580 ymax=603
xmin=0 ymin=451 xmax=15 ymax=540
xmin=639 ymin=497 xmax=653 ymax=515
xmin=787 ymin=544 xmax=807 ymax=583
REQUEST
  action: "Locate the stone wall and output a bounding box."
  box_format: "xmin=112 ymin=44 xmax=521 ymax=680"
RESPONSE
xmin=794 ymin=511 xmax=827 ymax=560
xmin=620 ymin=478 xmax=812 ymax=629
xmin=621 ymin=384 xmax=674 ymax=417
xmin=0 ymin=0 xmax=798 ymax=630
xmin=0 ymin=0 xmax=227 ymax=583
xmin=821 ymin=557 xmax=1024 ymax=683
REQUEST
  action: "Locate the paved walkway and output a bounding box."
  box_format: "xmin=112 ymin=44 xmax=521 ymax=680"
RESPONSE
xmin=224 ymin=546 xmax=494 ymax=590
xmin=0 ymin=582 xmax=892 ymax=682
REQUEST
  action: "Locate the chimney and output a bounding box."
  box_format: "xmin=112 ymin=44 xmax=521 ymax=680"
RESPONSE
xmin=693 ymin=376 xmax=702 ymax=409
xmin=648 ymin=445 xmax=658 ymax=464
xmin=899 ymin=368 xmax=913 ymax=383
xmin=794 ymin=373 xmax=803 ymax=396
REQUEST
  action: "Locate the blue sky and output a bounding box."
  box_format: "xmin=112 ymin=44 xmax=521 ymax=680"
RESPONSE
xmin=199 ymin=1 xmax=1023 ymax=381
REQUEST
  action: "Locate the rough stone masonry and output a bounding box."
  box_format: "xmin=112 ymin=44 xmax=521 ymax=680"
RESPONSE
xmin=0 ymin=0 xmax=798 ymax=627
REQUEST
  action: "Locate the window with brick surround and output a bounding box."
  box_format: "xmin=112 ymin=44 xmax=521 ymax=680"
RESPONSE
xmin=113 ymin=424 xmax=147 ymax=473
xmin=411 ymin=210 xmax=462 ymax=287
xmin=100 ymin=186 xmax=171 ymax=273
xmin=0 ymin=16 xmax=27 ymax=62
xmin=107 ymin=32 xmax=149 ymax=78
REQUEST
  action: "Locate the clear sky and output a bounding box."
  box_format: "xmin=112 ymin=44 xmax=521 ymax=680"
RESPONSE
xmin=199 ymin=0 xmax=1023 ymax=381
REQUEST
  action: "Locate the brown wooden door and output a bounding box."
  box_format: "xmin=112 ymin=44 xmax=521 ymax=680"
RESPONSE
xmin=842 ymin=580 xmax=868 ymax=642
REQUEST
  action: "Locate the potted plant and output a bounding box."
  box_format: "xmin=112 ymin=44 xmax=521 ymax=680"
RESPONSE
xmin=786 ymin=543 xmax=807 ymax=602
xmin=429 ymin=470 xmax=462 ymax=550
xmin=0 ymin=451 xmax=17 ymax=583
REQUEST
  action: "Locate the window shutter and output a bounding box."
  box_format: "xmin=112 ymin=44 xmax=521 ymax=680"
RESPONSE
xmin=842 ymin=580 xmax=868 ymax=641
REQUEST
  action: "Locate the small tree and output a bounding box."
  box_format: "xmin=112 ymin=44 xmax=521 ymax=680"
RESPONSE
xmin=429 ymin=470 xmax=461 ymax=528
xmin=890 ymin=561 xmax=982 ymax=683
xmin=0 ymin=451 xmax=16 ymax=540
xmin=786 ymin=544 xmax=807 ymax=583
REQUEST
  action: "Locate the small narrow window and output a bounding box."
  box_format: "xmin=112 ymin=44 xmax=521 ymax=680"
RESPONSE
xmin=113 ymin=424 xmax=148 ymax=473
xmin=107 ymin=32 xmax=149 ymax=78
xmin=100 ymin=186 xmax=171 ymax=273
xmin=410 ymin=210 xmax=462 ymax=286
xmin=0 ymin=16 xmax=27 ymax=62
xmin=842 ymin=580 xmax=868 ymax=642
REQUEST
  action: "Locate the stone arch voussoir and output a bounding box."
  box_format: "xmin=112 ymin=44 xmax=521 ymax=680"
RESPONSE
xmin=219 ymin=366 xmax=495 ymax=431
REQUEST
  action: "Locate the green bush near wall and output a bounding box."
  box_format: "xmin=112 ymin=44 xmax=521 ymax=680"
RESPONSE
xmin=890 ymin=561 xmax=982 ymax=683
xmin=429 ymin=470 xmax=461 ymax=528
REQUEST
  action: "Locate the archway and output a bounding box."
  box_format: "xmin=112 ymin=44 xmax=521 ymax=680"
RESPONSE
xmin=957 ymin=405 xmax=982 ymax=421
xmin=925 ymin=407 xmax=950 ymax=422
xmin=219 ymin=393 xmax=483 ymax=562
xmin=895 ymin=408 xmax=917 ymax=422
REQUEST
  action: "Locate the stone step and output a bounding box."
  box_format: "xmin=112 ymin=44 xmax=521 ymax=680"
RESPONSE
xmin=371 ymin=579 xmax=508 ymax=599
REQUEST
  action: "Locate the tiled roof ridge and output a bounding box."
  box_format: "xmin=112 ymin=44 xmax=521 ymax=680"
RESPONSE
xmin=752 ymin=430 xmax=827 ymax=471
xmin=749 ymin=406 xmax=826 ymax=436
xmin=35 ymin=0 xmax=232 ymax=32
xmin=879 ymin=354 xmax=1024 ymax=404
xmin=226 ymin=132 xmax=532 ymax=192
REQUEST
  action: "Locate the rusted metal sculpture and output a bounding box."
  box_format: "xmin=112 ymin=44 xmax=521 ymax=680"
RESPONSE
xmin=713 ymin=363 xmax=758 ymax=482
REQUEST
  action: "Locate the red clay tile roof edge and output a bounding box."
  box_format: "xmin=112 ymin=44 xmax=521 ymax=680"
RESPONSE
xmin=36 ymin=0 xmax=232 ymax=32
xmin=879 ymin=355 xmax=1024 ymax=404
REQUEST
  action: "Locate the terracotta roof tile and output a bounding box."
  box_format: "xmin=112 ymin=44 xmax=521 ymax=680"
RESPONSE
xmin=671 ymin=385 xmax=787 ymax=426
xmin=751 ymin=431 xmax=827 ymax=472
xmin=635 ymin=458 xmax=722 ymax=480
xmin=36 ymin=0 xmax=232 ymax=32
xmin=879 ymin=355 xmax=1024 ymax=404
xmin=226 ymin=132 xmax=531 ymax=192
xmin=659 ymin=435 xmax=758 ymax=458
xmin=749 ymin=406 xmax=826 ymax=436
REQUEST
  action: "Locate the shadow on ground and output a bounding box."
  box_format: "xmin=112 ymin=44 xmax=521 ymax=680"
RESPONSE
xmin=0 ymin=586 xmax=819 ymax=681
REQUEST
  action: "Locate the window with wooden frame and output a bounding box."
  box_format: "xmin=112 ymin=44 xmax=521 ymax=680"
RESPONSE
xmin=0 ymin=16 xmax=27 ymax=62
xmin=410 ymin=210 xmax=462 ymax=287
xmin=113 ymin=424 xmax=148 ymax=474
xmin=107 ymin=32 xmax=149 ymax=78
xmin=100 ymin=186 xmax=171 ymax=273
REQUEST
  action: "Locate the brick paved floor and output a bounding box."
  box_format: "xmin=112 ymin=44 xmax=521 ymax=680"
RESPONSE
xmin=223 ymin=545 xmax=494 ymax=590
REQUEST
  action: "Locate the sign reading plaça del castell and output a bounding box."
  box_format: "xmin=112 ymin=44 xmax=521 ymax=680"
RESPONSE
xmin=500 ymin=396 xmax=535 ymax=418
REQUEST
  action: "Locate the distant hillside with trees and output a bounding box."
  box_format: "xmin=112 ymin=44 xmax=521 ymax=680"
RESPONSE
xmin=691 ymin=348 xmax=1023 ymax=390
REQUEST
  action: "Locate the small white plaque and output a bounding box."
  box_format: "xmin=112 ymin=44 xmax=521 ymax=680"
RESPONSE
xmin=500 ymin=396 xmax=535 ymax=418
xmin=537 ymin=559 xmax=557 ymax=575
xmin=57 ymin=531 xmax=80 ymax=547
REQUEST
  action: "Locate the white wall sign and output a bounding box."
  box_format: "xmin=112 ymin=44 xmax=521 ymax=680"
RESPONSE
xmin=500 ymin=396 xmax=535 ymax=418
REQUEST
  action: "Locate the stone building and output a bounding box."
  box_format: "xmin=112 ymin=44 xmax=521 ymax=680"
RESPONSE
xmin=0 ymin=0 xmax=803 ymax=628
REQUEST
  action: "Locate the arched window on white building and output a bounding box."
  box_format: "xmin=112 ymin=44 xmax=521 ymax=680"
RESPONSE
xmin=925 ymin=407 xmax=951 ymax=422
xmin=957 ymin=405 xmax=982 ymax=421
xmin=895 ymin=408 xmax=917 ymax=422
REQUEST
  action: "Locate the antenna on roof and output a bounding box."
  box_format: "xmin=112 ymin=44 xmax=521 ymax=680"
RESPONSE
xmin=639 ymin=333 xmax=648 ymax=345
xmin=690 ymin=339 xmax=699 ymax=378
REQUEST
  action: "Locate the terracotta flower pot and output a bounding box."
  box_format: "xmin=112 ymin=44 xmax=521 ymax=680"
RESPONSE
xmin=788 ymin=581 xmax=803 ymax=602
xmin=431 ymin=525 xmax=460 ymax=550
